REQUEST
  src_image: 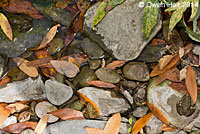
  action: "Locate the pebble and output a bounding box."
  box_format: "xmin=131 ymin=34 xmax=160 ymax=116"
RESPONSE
xmin=132 ymin=106 xmax=148 ymax=118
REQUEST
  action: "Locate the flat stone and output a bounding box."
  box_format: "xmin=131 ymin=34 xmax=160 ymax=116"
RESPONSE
xmin=0 ymin=76 xmax=46 ymax=103
xmin=45 ymin=79 xmax=73 ymax=106
xmin=78 ymin=87 xmax=130 ymax=116
xmin=20 ymin=129 xmax=35 ymax=134
xmin=145 ymin=115 xmax=162 ymax=134
xmin=132 ymin=106 xmax=148 ymax=118
xmin=1 ymin=116 xmax=17 ymax=129
xmin=83 ymin=0 xmax=162 ymax=61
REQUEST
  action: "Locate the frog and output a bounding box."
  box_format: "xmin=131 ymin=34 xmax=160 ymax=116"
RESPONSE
xmin=176 ymin=93 xmax=196 ymax=117
xmin=82 ymin=102 xmax=98 ymax=119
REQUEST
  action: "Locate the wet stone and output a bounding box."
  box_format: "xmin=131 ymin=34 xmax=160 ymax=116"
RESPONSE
xmin=95 ymin=68 xmax=121 ymax=84
xmin=89 ymin=59 xmax=101 ymax=70
xmin=132 ymin=106 xmax=148 ymax=118
xmin=120 ymin=80 xmax=137 ymax=89
xmin=45 ymin=79 xmax=73 ymax=106
xmin=123 ymin=62 xmax=150 ymax=81
xmin=83 ymin=102 xmax=98 ymax=119
xmin=20 ymin=129 xmax=35 ymax=134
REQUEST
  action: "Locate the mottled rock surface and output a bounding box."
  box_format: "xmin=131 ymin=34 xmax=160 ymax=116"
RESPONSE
xmin=145 ymin=115 xmax=162 ymax=134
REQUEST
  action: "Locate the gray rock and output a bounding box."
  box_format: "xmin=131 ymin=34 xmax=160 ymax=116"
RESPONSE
xmin=0 ymin=76 xmax=46 ymax=103
xmin=145 ymin=115 xmax=162 ymax=134
xmin=132 ymin=106 xmax=148 ymax=118
xmin=83 ymin=0 xmax=162 ymax=61
xmin=192 ymin=45 xmax=200 ymax=56
xmin=20 ymin=129 xmax=35 ymax=134
xmin=123 ymin=62 xmax=150 ymax=81
xmin=163 ymin=131 xmax=186 ymax=134
xmin=120 ymin=80 xmax=137 ymax=89
xmin=122 ymin=90 xmax=133 ymax=105
xmin=1 ymin=116 xmax=17 ymax=129
xmin=95 ymin=68 xmax=121 ymax=84
xmin=147 ymin=77 xmax=200 ymax=127
xmin=45 ymin=79 xmax=73 ymax=106
xmin=0 ymin=19 xmax=51 ymax=57
xmin=43 ymin=120 xmax=128 ymax=134
xmin=78 ymin=87 xmax=130 ymax=116
xmin=0 ymin=130 xmax=9 ymax=134
xmin=89 ymin=59 xmax=101 ymax=70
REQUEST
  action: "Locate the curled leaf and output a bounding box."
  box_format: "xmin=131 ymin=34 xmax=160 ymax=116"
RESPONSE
xmin=87 ymin=81 xmax=117 ymax=88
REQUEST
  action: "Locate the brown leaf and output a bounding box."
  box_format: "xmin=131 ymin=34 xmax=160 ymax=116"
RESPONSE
xmin=6 ymin=103 xmax=29 ymax=114
xmin=84 ymin=127 xmax=103 ymax=134
xmin=50 ymin=60 xmax=79 ymax=78
xmin=161 ymin=124 xmax=177 ymax=131
xmin=4 ymin=0 xmax=43 ymax=19
xmin=103 ymin=113 xmax=121 ymax=134
xmin=34 ymin=115 xmax=49 ymax=134
xmin=169 ymin=82 xmax=188 ymax=93
xmin=0 ymin=76 xmax=10 ymax=86
xmin=101 ymin=59 xmax=106 ymax=68
xmin=156 ymin=67 xmax=180 ymax=85
xmin=87 ymin=81 xmax=117 ymax=88
xmin=26 ymin=57 xmax=53 ymax=67
xmin=0 ymin=13 xmax=13 ymax=40
xmin=183 ymin=43 xmax=193 ymax=56
xmin=131 ymin=113 xmax=153 ymax=134
xmin=180 ymin=67 xmax=187 ymax=81
xmin=50 ymin=108 xmax=85 ymax=120
xmin=150 ymin=55 xmax=180 ymax=77
xmin=0 ymin=103 xmax=11 ymax=127
xmin=106 ymin=60 xmax=126 ymax=70
xmin=186 ymin=65 xmax=198 ymax=103
xmin=179 ymin=47 xmax=184 ymax=59
xmin=146 ymin=102 xmax=169 ymax=125
xmin=150 ymin=38 xmax=166 ymax=46
xmin=188 ymin=52 xmax=199 ymax=65
xmin=36 ymin=24 xmax=60 ymax=50
xmin=158 ymin=55 xmax=174 ymax=70
xmin=2 ymin=121 xmax=37 ymax=133
xmin=18 ymin=111 xmax=31 ymax=122
xmin=56 ymin=0 xmax=69 ymax=9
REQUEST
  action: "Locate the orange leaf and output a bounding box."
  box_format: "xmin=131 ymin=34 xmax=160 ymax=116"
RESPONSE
xmin=158 ymin=55 xmax=174 ymax=70
xmin=0 ymin=13 xmax=12 ymax=40
xmin=186 ymin=65 xmax=197 ymax=103
xmin=150 ymin=38 xmax=166 ymax=46
xmin=26 ymin=57 xmax=53 ymax=67
xmin=0 ymin=76 xmax=10 ymax=86
xmin=84 ymin=127 xmax=103 ymax=134
xmin=161 ymin=124 xmax=177 ymax=131
xmin=77 ymin=92 xmax=100 ymax=117
xmin=146 ymin=102 xmax=169 ymax=125
xmin=103 ymin=113 xmax=121 ymax=134
xmin=2 ymin=121 xmax=37 ymax=133
xmin=0 ymin=103 xmax=11 ymax=127
xmin=169 ymin=82 xmax=188 ymax=93
xmin=49 ymin=108 xmax=85 ymax=120
xmin=106 ymin=60 xmax=126 ymax=70
xmin=131 ymin=113 xmax=153 ymax=134
xmin=150 ymin=55 xmax=180 ymax=77
xmin=34 ymin=115 xmax=49 ymax=134
xmin=87 ymin=81 xmax=117 ymax=88
xmin=36 ymin=24 xmax=60 ymax=50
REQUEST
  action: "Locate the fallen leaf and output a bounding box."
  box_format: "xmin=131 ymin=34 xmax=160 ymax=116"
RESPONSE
xmin=34 ymin=115 xmax=49 ymax=134
xmin=186 ymin=65 xmax=198 ymax=103
xmin=2 ymin=121 xmax=37 ymax=133
xmin=158 ymin=55 xmax=174 ymax=70
xmin=0 ymin=13 xmax=13 ymax=40
xmin=87 ymin=81 xmax=117 ymax=88
xmin=188 ymin=52 xmax=199 ymax=65
xmin=49 ymin=108 xmax=85 ymax=120
xmin=50 ymin=60 xmax=79 ymax=78
xmin=0 ymin=103 xmax=11 ymax=128
xmin=150 ymin=38 xmax=166 ymax=46
xmin=0 ymin=76 xmax=10 ymax=86
xmin=180 ymin=67 xmax=187 ymax=81
xmin=150 ymin=55 xmax=180 ymax=77
xmin=56 ymin=0 xmax=69 ymax=9
xmin=4 ymin=0 xmax=43 ymax=19
xmin=26 ymin=57 xmax=53 ymax=67
xmin=161 ymin=124 xmax=177 ymax=131
xmin=84 ymin=127 xmax=103 ymax=134
xmin=103 ymin=113 xmax=121 ymax=134
xmin=6 ymin=103 xmax=29 ymax=114
xmin=183 ymin=43 xmax=193 ymax=56
xmin=169 ymin=82 xmax=188 ymax=93
xmin=146 ymin=102 xmax=169 ymax=125
xmin=101 ymin=59 xmax=106 ymax=68
xmin=18 ymin=111 xmax=31 ymax=122
xmin=131 ymin=113 xmax=153 ymax=134
xmin=179 ymin=47 xmax=184 ymax=59
xmin=106 ymin=60 xmax=126 ymax=70
xmin=36 ymin=24 xmax=60 ymax=50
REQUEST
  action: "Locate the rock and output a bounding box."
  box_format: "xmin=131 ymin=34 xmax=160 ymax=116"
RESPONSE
xmin=145 ymin=115 xmax=163 ymax=134
xmin=132 ymin=106 xmax=148 ymax=118
xmin=147 ymin=77 xmax=200 ymax=127
xmin=0 ymin=53 xmax=8 ymax=78
xmin=163 ymin=131 xmax=185 ymax=134
xmin=47 ymin=38 xmax=64 ymax=55
xmin=78 ymin=87 xmax=130 ymax=116
xmin=89 ymin=59 xmax=101 ymax=70
xmin=122 ymin=90 xmax=133 ymax=105
xmin=123 ymin=62 xmax=150 ymax=81
xmin=83 ymin=0 xmax=162 ymax=61
xmin=95 ymin=68 xmax=121 ymax=84
xmin=69 ymin=100 xmax=85 ymax=111
xmin=43 ymin=120 xmax=128 ymax=134
xmin=73 ymin=65 xmax=97 ymax=88
xmin=0 ymin=19 xmax=51 ymax=57
xmin=120 ymin=80 xmax=137 ymax=89
xmin=192 ymin=45 xmax=200 ymax=56
xmin=20 ymin=129 xmax=35 ymax=134
xmin=0 ymin=130 xmax=9 ymax=134
xmin=1 ymin=116 xmax=17 ymax=129
xmin=133 ymin=88 xmax=146 ymax=106
xmin=45 ymin=79 xmax=73 ymax=106
xmin=33 ymin=3 xmax=73 ymax=26
xmin=35 ymin=101 xmax=58 ymax=123
xmin=137 ymin=45 xmax=167 ymax=63
xmin=0 ymin=76 xmax=46 ymax=103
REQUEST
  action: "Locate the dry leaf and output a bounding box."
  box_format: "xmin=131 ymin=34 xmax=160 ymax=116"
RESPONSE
xmin=34 ymin=115 xmax=49 ymax=134
xmin=179 ymin=47 xmax=184 ymax=59
xmin=26 ymin=57 xmax=53 ymax=67
xmin=150 ymin=55 xmax=180 ymax=77
xmin=161 ymin=124 xmax=177 ymax=131
xmin=101 ymin=59 xmax=106 ymax=68
xmin=2 ymin=121 xmax=37 ymax=133
xmin=50 ymin=108 xmax=85 ymax=120
xmin=0 ymin=13 xmax=13 ymax=40
xmin=131 ymin=113 xmax=153 ymax=134
xmin=84 ymin=127 xmax=103 ymax=134
xmin=188 ymin=52 xmax=199 ymax=65
xmin=18 ymin=111 xmax=31 ymax=122
xmin=150 ymin=38 xmax=166 ymax=46
xmin=169 ymin=82 xmax=188 ymax=93
xmin=56 ymin=0 xmax=69 ymax=9
xmin=186 ymin=65 xmax=197 ymax=103
xmin=183 ymin=43 xmax=193 ymax=56
xmin=146 ymin=102 xmax=169 ymax=125
xmin=0 ymin=76 xmax=10 ymax=86
xmin=106 ymin=60 xmax=126 ymax=70
xmin=6 ymin=103 xmax=29 ymax=114
xmin=0 ymin=103 xmax=11 ymax=127
xmin=180 ymin=67 xmax=187 ymax=81
xmin=103 ymin=113 xmax=121 ymax=134
xmin=36 ymin=24 xmax=60 ymax=50
xmin=159 ymin=55 xmax=174 ymax=70
xmin=50 ymin=60 xmax=79 ymax=78
xmin=87 ymin=81 xmax=117 ymax=88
